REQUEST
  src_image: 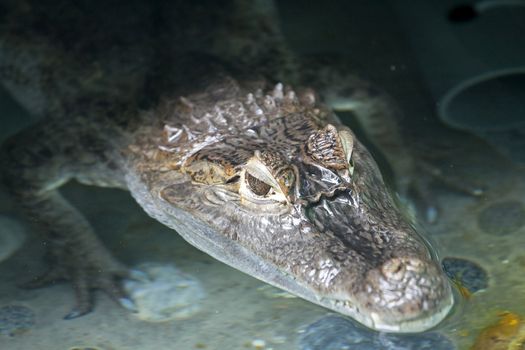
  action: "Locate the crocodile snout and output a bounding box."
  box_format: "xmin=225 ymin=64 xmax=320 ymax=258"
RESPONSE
xmin=361 ymin=256 xmax=453 ymax=332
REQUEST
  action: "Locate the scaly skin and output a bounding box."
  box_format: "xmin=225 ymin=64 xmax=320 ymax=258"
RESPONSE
xmin=124 ymin=80 xmax=453 ymax=332
xmin=0 ymin=1 xmax=453 ymax=332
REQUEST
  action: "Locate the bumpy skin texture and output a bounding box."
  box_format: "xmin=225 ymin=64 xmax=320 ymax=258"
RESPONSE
xmin=0 ymin=1 xmax=452 ymax=332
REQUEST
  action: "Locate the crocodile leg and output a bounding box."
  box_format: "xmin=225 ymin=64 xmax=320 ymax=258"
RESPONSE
xmin=0 ymin=115 xmax=132 ymax=319
xmin=0 ymin=1 xmax=157 ymax=317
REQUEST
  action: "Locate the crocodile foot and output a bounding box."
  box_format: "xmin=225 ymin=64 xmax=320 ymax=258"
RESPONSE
xmin=20 ymin=250 xmax=135 ymax=319
xmin=408 ymin=161 xmax=485 ymax=223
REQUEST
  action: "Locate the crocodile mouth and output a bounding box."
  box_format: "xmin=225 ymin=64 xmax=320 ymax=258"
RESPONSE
xmin=323 ymin=290 xmax=454 ymax=333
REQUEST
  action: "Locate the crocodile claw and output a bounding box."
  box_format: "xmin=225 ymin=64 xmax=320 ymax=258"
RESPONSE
xmin=118 ymin=297 xmax=138 ymax=312
xmin=64 ymin=308 xmax=90 ymax=320
xmin=406 ymin=161 xmax=485 ymax=224
xmin=20 ymin=250 xmax=131 ymax=319
xmin=64 ymin=271 xmax=133 ymax=319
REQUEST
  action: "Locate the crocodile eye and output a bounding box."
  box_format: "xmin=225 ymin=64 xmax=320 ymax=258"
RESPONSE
xmin=245 ymin=172 xmax=272 ymax=196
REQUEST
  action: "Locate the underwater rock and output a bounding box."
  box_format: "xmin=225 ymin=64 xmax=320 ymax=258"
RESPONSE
xmin=0 ymin=305 xmax=35 ymax=336
xmin=478 ymin=201 xmax=525 ymax=236
xmin=299 ymin=315 xmax=375 ymax=349
xmin=442 ymin=257 xmax=489 ymax=294
xmin=123 ymin=262 xmax=206 ymax=322
xmin=0 ymin=215 xmax=26 ymax=263
xmin=298 ymin=315 xmax=456 ymax=350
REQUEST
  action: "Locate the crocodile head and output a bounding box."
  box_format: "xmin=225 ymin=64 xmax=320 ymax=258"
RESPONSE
xmin=131 ymin=81 xmax=453 ymax=333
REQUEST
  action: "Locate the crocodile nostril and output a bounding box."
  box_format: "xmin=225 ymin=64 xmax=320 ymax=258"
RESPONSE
xmin=382 ymin=257 xmax=428 ymax=281
xmin=382 ymin=258 xmax=406 ymax=281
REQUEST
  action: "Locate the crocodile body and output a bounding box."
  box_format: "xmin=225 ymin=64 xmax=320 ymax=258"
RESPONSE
xmin=0 ymin=1 xmax=453 ymax=332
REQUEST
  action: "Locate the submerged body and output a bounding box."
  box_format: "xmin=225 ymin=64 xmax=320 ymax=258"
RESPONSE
xmin=0 ymin=1 xmax=452 ymax=332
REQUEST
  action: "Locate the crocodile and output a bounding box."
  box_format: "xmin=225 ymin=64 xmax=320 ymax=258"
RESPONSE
xmin=0 ymin=1 xmax=453 ymax=332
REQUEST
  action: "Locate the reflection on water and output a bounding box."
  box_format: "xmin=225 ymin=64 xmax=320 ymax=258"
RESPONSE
xmin=1 ymin=1 xmax=525 ymax=349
